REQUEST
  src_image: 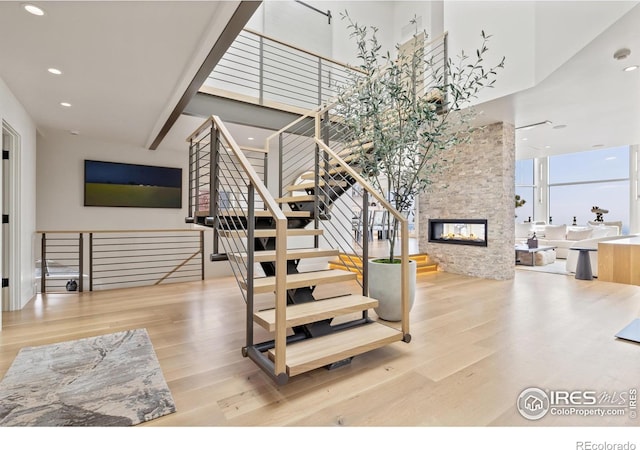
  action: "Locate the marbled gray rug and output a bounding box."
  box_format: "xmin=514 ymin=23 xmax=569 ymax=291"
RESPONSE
xmin=0 ymin=328 xmax=176 ymax=426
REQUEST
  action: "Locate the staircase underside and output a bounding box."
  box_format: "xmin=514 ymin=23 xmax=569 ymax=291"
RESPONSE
xmin=185 ymin=90 xmax=309 ymax=131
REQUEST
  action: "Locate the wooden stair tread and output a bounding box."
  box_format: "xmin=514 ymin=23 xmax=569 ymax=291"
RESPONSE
xmin=219 ymin=228 xmax=323 ymax=238
xmin=217 ymin=209 xmax=311 ymax=218
xmin=285 ymin=180 xmax=348 ymax=192
xmin=229 ymin=248 xmax=339 ymax=263
xmin=268 ymin=322 xmax=403 ymax=376
xmin=276 ymin=195 xmax=316 ymax=203
xmin=328 ymin=253 xmax=438 ymax=273
xmin=253 ymin=295 xmax=378 ymax=332
xmin=300 ymin=168 xmax=349 ymax=180
xmin=241 ymin=269 xmax=357 ymax=294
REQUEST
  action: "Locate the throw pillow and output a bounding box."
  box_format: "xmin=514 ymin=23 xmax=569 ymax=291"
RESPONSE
xmin=544 ymin=224 xmax=567 ymax=240
xmin=566 ymin=228 xmax=593 ymax=240
xmin=515 ymin=222 xmax=533 ymax=239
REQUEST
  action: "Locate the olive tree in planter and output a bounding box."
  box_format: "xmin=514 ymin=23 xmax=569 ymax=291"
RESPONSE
xmin=335 ymin=13 xmax=505 ymax=321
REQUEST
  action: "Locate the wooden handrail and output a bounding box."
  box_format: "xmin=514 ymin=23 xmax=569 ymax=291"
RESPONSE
xmin=212 ymin=116 xmax=287 ymax=224
xmin=314 ymin=139 xmax=408 ymax=226
xmin=265 ymin=110 xmax=317 ymax=145
xmin=314 ymin=138 xmax=410 ymax=337
xmin=210 ymin=115 xmax=288 ymax=376
xmin=36 ymin=229 xmax=199 ymax=234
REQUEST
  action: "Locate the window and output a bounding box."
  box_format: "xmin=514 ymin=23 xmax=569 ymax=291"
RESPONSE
xmin=515 ymin=159 xmax=534 ymax=222
xmin=548 ymin=146 xmax=629 ymax=233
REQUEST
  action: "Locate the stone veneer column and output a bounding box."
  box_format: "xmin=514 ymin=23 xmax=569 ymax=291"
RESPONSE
xmin=418 ymin=122 xmax=515 ymax=280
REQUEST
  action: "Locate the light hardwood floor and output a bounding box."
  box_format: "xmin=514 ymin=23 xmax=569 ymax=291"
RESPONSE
xmin=1 ymin=267 xmax=639 ymax=427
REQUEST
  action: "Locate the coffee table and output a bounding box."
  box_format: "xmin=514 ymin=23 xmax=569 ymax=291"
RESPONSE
xmin=515 ymin=245 xmax=557 ymax=266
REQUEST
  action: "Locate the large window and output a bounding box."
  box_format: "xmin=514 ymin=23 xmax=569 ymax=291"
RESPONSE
xmin=548 ymin=146 xmax=629 ymax=233
xmin=515 ymin=159 xmax=534 ymax=222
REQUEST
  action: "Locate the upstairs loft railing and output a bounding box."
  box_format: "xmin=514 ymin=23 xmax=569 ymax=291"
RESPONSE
xmin=203 ymin=28 xmax=366 ymax=112
xmin=36 ymin=229 xmax=205 ymax=293
xmin=268 ymin=31 xmax=448 ymax=236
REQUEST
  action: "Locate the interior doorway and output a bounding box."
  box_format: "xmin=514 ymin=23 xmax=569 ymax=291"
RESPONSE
xmin=2 ymin=121 xmax=20 ymax=317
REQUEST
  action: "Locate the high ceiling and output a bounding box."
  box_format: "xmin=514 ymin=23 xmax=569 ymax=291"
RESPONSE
xmin=474 ymin=1 xmax=640 ymax=159
xmin=1 ymin=1 xmax=639 ymax=159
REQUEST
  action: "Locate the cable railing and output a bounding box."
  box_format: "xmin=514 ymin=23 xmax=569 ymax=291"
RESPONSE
xmin=36 ymin=230 xmax=205 ymax=293
xmin=181 ymin=31 xmax=448 ymax=380
xmin=186 ymin=115 xmax=289 ymax=381
xmin=204 ymin=28 xmax=366 ymax=111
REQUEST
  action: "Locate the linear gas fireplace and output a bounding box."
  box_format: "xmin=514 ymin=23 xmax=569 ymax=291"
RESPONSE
xmin=428 ymin=219 xmax=488 ymax=247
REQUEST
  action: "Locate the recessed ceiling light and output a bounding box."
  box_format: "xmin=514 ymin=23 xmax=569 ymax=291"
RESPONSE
xmin=614 ymin=48 xmax=631 ymax=60
xmin=247 ymin=137 xmax=254 ymax=141
xmin=544 ymin=145 xmax=551 ymax=149
xmin=521 ymin=138 xmax=528 ymax=141
xmin=552 ymin=124 xmax=567 ymax=130
xmin=23 ymin=3 xmax=45 ymax=16
xmin=60 ymin=102 xmax=72 ymax=107
xmin=48 ymin=68 xmax=62 ymax=75
xmin=623 ymin=65 xmax=639 ymax=72
xmin=69 ymin=130 xmax=80 ymax=136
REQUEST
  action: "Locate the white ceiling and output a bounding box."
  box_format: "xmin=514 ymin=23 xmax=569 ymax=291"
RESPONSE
xmin=476 ymin=2 xmax=640 ymax=159
xmin=0 ymin=0 xmax=241 ymax=149
xmin=1 ymin=1 xmax=639 ymax=160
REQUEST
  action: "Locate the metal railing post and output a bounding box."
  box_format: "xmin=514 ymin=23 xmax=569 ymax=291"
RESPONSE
xmin=211 ymin=125 xmax=220 ymax=254
xmin=317 ymin=58 xmax=322 ymax=105
xmin=362 ymin=192 xmax=369 ymax=297
xmin=259 ymin=35 xmax=264 ymax=105
xmin=89 ymin=233 xmax=93 ymax=291
xmin=78 ymin=233 xmax=83 ymax=292
xmin=246 ymin=183 xmax=255 ymax=348
xmin=313 ymin=142 xmax=320 ymax=249
xmin=188 ymin=138 xmax=194 ymax=217
xmin=263 ymin=152 xmax=268 ymax=190
xmin=278 ymin=132 xmax=284 ymax=198
xmin=200 ymin=230 xmax=205 ymax=280
xmin=41 ymin=233 xmax=46 ymax=294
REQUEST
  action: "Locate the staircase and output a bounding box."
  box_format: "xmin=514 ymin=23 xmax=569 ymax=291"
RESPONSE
xmin=186 ymin=115 xmax=411 ymax=385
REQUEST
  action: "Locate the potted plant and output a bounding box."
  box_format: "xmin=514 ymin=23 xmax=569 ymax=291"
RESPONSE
xmin=335 ymin=12 xmax=505 ymax=321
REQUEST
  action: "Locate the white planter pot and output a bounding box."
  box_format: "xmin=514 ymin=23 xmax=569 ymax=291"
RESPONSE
xmin=368 ymin=259 xmax=416 ymax=322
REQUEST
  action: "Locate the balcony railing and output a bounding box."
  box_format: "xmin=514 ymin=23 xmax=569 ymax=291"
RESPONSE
xmin=203 ymin=28 xmax=365 ymax=111
xmin=36 ymin=229 xmax=205 ymax=293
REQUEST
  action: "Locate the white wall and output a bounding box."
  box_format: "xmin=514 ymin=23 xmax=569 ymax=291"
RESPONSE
xmin=444 ymin=1 xmax=536 ymax=105
xmin=443 ymin=1 xmax=637 ymax=106
xmin=36 ymin=130 xmax=232 ymax=278
xmin=37 ymin=130 xmax=188 ymax=231
xmin=0 ymin=77 xmax=37 ymax=312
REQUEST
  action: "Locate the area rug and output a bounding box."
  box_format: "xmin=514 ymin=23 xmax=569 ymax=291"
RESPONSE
xmin=0 ymin=328 xmax=176 ymax=426
xmin=516 ymin=260 xmax=571 ymax=276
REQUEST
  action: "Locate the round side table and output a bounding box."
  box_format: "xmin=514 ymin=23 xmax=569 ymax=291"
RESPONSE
xmin=570 ymin=247 xmax=597 ymax=280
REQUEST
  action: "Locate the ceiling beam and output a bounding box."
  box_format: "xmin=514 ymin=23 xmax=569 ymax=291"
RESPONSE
xmin=148 ymin=1 xmax=262 ymax=150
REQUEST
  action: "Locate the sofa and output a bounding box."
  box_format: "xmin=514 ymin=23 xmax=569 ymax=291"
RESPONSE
xmin=565 ymin=234 xmax=638 ymax=277
xmin=515 ymin=222 xmax=621 ymax=259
